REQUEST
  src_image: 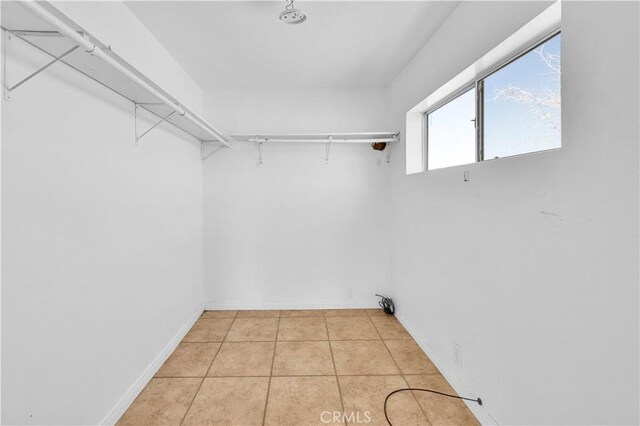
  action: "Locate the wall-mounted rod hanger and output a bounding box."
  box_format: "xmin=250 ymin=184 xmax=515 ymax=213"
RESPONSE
xmin=325 ymin=136 xmax=332 ymax=164
xmin=12 ymin=0 xmax=229 ymax=147
xmin=201 ymin=142 xmax=226 ymax=161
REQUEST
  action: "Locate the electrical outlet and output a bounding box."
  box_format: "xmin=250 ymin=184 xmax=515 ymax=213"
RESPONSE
xmin=453 ymin=342 xmax=462 ymax=368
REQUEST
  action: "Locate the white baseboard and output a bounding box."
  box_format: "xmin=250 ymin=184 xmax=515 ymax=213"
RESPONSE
xmin=394 ymin=312 xmax=498 ymax=426
xmin=100 ymin=304 xmax=204 ymax=425
xmin=204 ymin=299 xmax=379 ymax=310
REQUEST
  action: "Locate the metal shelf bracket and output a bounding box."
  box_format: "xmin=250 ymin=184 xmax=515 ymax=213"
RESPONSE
xmin=3 ymin=29 xmax=79 ymax=101
xmin=201 ymin=141 xmax=226 ymax=161
xmin=134 ymin=103 xmax=176 ymax=145
xmin=386 ymin=135 xmax=399 ymax=164
xmin=325 ymin=136 xmax=332 ymax=164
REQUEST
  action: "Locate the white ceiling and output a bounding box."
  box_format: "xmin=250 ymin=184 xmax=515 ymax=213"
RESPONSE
xmin=125 ymin=1 xmax=459 ymax=90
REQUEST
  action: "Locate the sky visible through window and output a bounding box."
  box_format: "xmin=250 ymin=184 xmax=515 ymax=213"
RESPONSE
xmin=427 ymin=89 xmax=475 ymax=170
xmin=427 ymin=34 xmax=561 ymax=170
xmin=484 ymin=34 xmax=561 ymax=159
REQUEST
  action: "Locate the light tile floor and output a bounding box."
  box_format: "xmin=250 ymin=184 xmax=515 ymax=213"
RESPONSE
xmin=117 ymin=309 xmax=479 ymax=426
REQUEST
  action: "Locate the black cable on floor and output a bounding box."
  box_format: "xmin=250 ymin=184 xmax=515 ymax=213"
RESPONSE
xmin=384 ymin=387 xmax=482 ymax=426
xmin=375 ymin=294 xmax=395 ymax=315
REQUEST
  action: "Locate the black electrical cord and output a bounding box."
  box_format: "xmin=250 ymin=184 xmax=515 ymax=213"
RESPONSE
xmin=384 ymin=388 xmax=482 ymax=426
xmin=375 ymin=294 xmax=395 ymax=315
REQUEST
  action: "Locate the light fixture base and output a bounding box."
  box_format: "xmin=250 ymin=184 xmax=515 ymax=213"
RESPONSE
xmin=279 ymin=8 xmax=306 ymax=24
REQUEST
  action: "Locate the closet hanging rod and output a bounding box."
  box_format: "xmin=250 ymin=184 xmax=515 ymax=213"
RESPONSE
xmin=246 ymin=138 xmax=399 ymax=144
xmin=19 ymin=0 xmax=229 ymax=147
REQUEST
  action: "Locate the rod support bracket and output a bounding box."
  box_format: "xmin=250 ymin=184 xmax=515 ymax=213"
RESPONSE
xmin=3 ymin=29 xmax=11 ymax=101
xmin=201 ymin=140 xmax=226 ymax=161
xmin=134 ymin=104 xmax=176 ymax=144
xmin=386 ymin=135 xmax=399 ymax=164
xmin=325 ymin=136 xmax=332 ymax=164
xmin=2 ymin=29 xmax=79 ymax=99
xmin=258 ymin=140 xmax=264 ymax=165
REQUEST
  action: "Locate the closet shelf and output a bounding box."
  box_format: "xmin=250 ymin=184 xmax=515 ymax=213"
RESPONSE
xmin=1 ymin=0 xmax=228 ymax=146
xmin=231 ymin=132 xmax=400 ymax=165
xmin=231 ymin=132 xmax=399 ymax=144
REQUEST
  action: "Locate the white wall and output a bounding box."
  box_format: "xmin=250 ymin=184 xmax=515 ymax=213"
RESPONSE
xmin=1 ymin=7 xmax=205 ymax=425
xmin=203 ymin=88 xmax=392 ymax=308
xmin=387 ymin=1 xmax=639 ymax=425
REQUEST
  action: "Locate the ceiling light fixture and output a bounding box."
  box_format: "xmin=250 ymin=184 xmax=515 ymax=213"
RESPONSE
xmin=279 ymin=0 xmax=306 ymax=25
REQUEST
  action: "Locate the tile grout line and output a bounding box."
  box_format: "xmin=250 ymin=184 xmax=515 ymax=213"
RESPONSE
xmin=380 ymin=319 xmax=444 ymax=425
xmin=370 ymin=315 xmax=412 ymax=340
xmin=181 ymin=317 xmax=235 ymax=344
xmin=374 ymin=314 xmax=433 ymax=424
xmin=178 ymin=338 xmax=410 ymax=343
xmin=122 ymin=312 xmax=232 ymax=424
xmin=325 ymin=314 xmax=347 ymax=426
xmin=117 ymin=376 xmax=165 ymax=424
xmin=261 ymin=311 xmax=281 ymax=426
xmin=402 ymin=372 xmax=435 ymax=426
xmin=178 ymin=311 xmax=238 ymax=425
xmin=368 ymin=312 xmax=433 ymax=425
xmin=155 ymin=373 xmax=442 ymax=379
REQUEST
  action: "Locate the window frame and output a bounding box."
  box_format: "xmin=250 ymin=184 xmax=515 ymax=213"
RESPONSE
xmin=423 ymin=29 xmax=561 ymax=171
xmin=423 ymin=84 xmax=476 ymax=171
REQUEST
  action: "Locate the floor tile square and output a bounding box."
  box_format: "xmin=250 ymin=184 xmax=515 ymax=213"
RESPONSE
xmin=326 ymin=317 xmax=379 ymax=340
xmin=331 ymin=340 xmax=399 ymax=375
xmin=236 ymin=310 xmax=281 ymax=318
xmin=385 ymin=340 xmax=439 ymax=375
xmin=324 ymin=309 xmax=369 ymax=317
xmin=182 ymin=377 xmax=270 ymax=425
xmin=338 ymin=375 xmax=429 ymax=426
xmin=201 ymin=310 xmax=237 ymax=319
xmin=405 ymin=375 xmax=479 ymax=425
xmin=265 ymin=376 xmax=343 ymax=425
xmin=225 ymin=317 xmax=279 ymax=341
xmin=182 ymin=318 xmax=233 ymax=342
xmin=272 ymin=341 xmax=335 ymax=375
xmin=117 ymin=378 xmax=200 ymax=425
xmin=278 ymin=317 xmax=328 ymax=341
xmin=155 ymin=342 xmax=220 ymax=377
xmin=280 ymin=309 xmax=325 ymax=317
xmin=208 ymin=341 xmax=275 ymax=376
xmin=370 ymin=316 xmax=412 ymax=340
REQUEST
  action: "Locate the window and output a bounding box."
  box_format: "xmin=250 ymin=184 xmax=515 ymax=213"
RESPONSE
xmin=425 ymin=32 xmax=561 ymax=170
xmin=427 ymin=88 xmax=476 ymax=170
